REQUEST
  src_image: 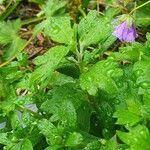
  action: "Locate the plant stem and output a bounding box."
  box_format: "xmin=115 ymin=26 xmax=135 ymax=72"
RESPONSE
xmin=21 ymin=16 xmax=46 ymax=26
xmin=0 ymin=37 xmax=32 ymax=68
xmin=5 ymin=0 xmax=13 ymax=10
xmin=129 ymin=0 xmax=150 ymax=14
xmin=77 ymin=44 xmax=85 ymax=73
xmin=78 ymin=6 xmax=86 ymax=18
xmin=0 ymin=0 xmax=21 ymax=20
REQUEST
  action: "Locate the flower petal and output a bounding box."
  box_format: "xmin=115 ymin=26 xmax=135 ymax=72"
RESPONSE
xmin=112 ymin=22 xmax=127 ymax=41
xmin=112 ymin=21 xmax=138 ymax=43
xmin=123 ymin=26 xmax=137 ymax=42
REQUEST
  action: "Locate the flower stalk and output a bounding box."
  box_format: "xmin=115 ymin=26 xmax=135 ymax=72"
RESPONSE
xmin=129 ymin=0 xmax=150 ymax=14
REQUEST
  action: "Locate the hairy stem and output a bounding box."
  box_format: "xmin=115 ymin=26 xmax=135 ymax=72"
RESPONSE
xmin=129 ymin=0 xmax=150 ymax=14
xmin=21 ymin=16 xmax=46 ymax=26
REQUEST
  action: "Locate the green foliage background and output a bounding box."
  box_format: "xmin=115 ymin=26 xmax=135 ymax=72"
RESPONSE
xmin=0 ymin=0 xmax=150 ymax=150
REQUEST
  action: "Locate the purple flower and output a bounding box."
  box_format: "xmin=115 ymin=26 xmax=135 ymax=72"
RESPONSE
xmin=112 ymin=21 xmax=138 ymax=43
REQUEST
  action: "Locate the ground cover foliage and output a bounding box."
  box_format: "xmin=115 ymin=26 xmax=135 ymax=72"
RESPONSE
xmin=0 ymin=0 xmax=150 ymax=149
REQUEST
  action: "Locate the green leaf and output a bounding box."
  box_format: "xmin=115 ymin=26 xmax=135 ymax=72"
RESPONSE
xmin=83 ymin=141 xmax=101 ymax=150
xmin=41 ymin=88 xmax=78 ymax=127
xmin=77 ymin=103 xmax=91 ymax=132
xmin=0 ymin=86 xmax=16 ymax=115
xmin=58 ymin=100 xmax=77 ymax=127
xmin=82 ymin=0 xmax=90 ymax=7
xmin=65 ymin=132 xmax=83 ymax=147
xmin=141 ymin=92 xmax=150 ymax=119
xmin=38 ymin=119 xmax=56 ymax=138
xmin=0 ymin=75 xmax=8 ymax=99
xmin=11 ymin=142 xmax=22 ymax=150
xmin=0 ymin=19 xmax=21 ymax=44
xmin=10 ymin=111 xmax=25 ymax=130
xmin=78 ymin=10 xmax=113 ymax=47
xmin=146 ymin=32 xmax=150 ymax=49
xmin=104 ymin=7 xmax=120 ymax=19
xmin=100 ymin=36 xmax=116 ymax=52
xmin=80 ymin=59 xmax=123 ymax=95
xmin=42 ymin=0 xmax=66 ymax=17
xmin=4 ymin=37 xmax=26 ymax=59
xmin=136 ymin=2 xmax=150 ymax=27
xmin=41 ymin=84 xmax=87 ymax=128
xmin=21 ymin=139 xmax=33 ymax=150
xmin=134 ymin=60 xmax=150 ymax=76
xmin=30 ymin=45 xmax=69 ymax=84
xmin=104 ymin=136 xmax=117 ymax=150
xmin=133 ymin=60 xmax=150 ymax=90
xmin=45 ymin=17 xmax=74 ymax=45
xmin=33 ymin=0 xmax=67 ymax=37
xmin=112 ymin=42 xmax=142 ymax=62
xmin=33 ymin=20 xmax=48 ymax=37
xmin=41 ymin=84 xmax=85 ymax=111
xmin=0 ymin=133 xmax=10 ymax=145
xmin=126 ymin=99 xmax=141 ymax=116
xmin=113 ymin=110 xmax=141 ymax=126
xmin=44 ymin=145 xmax=61 ymax=150
xmin=34 ymin=17 xmax=74 ymax=45
xmin=117 ymin=125 xmax=150 ymax=150
xmin=47 ymin=72 xmax=76 ymax=86
xmin=114 ymin=98 xmax=143 ymax=126
xmin=38 ymin=119 xmax=62 ymax=145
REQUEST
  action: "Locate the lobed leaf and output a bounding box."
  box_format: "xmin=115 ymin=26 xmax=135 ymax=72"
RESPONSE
xmin=80 ymin=59 xmax=123 ymax=95
xmin=0 ymin=19 xmax=21 ymax=45
xmin=30 ymin=45 xmax=69 ymax=84
xmin=117 ymin=125 xmax=150 ymax=150
xmin=78 ymin=10 xmax=113 ymax=48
